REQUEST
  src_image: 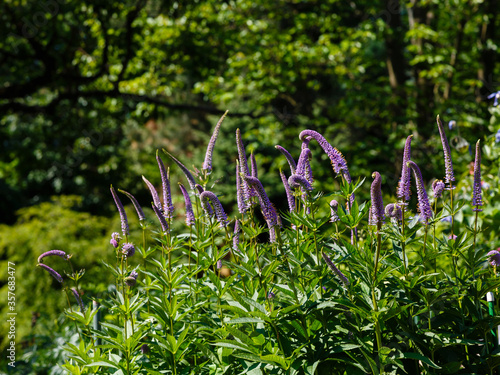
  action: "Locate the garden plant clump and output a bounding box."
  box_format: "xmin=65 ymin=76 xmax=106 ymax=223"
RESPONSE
xmin=37 ymin=113 xmax=500 ymax=374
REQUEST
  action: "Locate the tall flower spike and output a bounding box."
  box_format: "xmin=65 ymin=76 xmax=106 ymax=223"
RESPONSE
xmin=233 ymin=219 xmax=241 ymax=252
xmin=280 ymin=170 xmax=295 ymax=213
xmin=236 ymin=160 xmax=247 ymax=214
xmin=38 ymin=250 xmax=69 ymax=263
xmin=407 ymin=161 xmax=433 ymax=223
xmin=179 ymin=183 xmax=195 ymax=226
xmin=157 ymin=151 xmax=174 ymax=219
xmin=472 ymin=140 xmax=483 ymax=211
xmin=202 ymin=110 xmax=228 ymax=174
xmin=432 ymin=180 xmax=445 ymax=201
xmin=288 ymin=174 xmax=313 ymax=192
xmin=37 ymin=263 xmax=63 ymax=283
xmin=397 ymin=135 xmax=412 ymax=202
xmin=250 ymin=152 xmax=258 ymax=178
xmin=436 ymin=115 xmax=455 ymax=184
xmin=322 ymin=251 xmax=349 ymax=287
xmin=71 ymin=288 xmax=85 ymax=312
xmin=296 ymin=148 xmax=313 ymax=183
xmin=142 ymin=176 xmax=162 ymax=212
xmin=110 ymin=185 xmax=129 ymax=236
xmin=200 ymin=191 xmax=229 ymax=227
xmin=275 ymin=145 xmax=297 ymax=174
xmin=298 ymin=129 xmax=351 ymax=183
xmin=236 ymin=128 xmax=253 ymax=204
xmin=330 ymin=200 xmax=339 ymax=222
xmin=151 ymin=203 xmax=169 ymax=233
xmin=369 ymin=172 xmax=384 ymax=226
xmin=163 ymin=149 xmax=196 ymax=190
xmin=118 ymin=189 xmax=146 ymax=222
xmin=242 ymin=175 xmax=280 ymax=242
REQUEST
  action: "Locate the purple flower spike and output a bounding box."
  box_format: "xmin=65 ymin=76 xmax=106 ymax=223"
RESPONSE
xmin=200 ymin=191 xmax=229 ymax=228
xmin=288 ymin=174 xmax=313 ymax=192
xmin=142 ymin=176 xmax=162 ymax=213
xmin=296 ymin=148 xmax=313 ymax=184
xmin=275 ymin=145 xmax=297 ymax=174
xmin=152 ymin=203 xmax=169 ymax=233
xmin=236 ymin=160 xmax=247 ymax=214
xmin=436 ymin=115 xmax=455 ymax=184
xmin=242 ymin=175 xmax=279 ymax=228
xmin=385 ymin=203 xmax=402 ymax=221
xmin=432 ymin=180 xmax=445 ymax=200
xmin=37 ymin=263 xmax=63 ymax=283
xmin=122 ymin=243 xmax=135 ymax=257
xmin=110 ymin=232 xmax=120 ymax=248
xmin=472 ymin=140 xmax=483 ymax=211
xmin=250 ymin=152 xmax=258 ymax=179
xmin=298 ymin=129 xmax=351 ymax=183
xmin=488 ymin=250 xmax=500 ymax=267
xmin=397 ymin=135 xmax=412 ymax=202
xmin=71 ymin=288 xmax=85 ymax=312
xmin=330 ymin=200 xmax=339 ymax=223
xmin=125 ymin=270 xmax=139 ymax=287
xmin=369 ymin=172 xmax=384 ymax=226
xmin=118 ymin=190 xmax=146 ymax=222
xmin=236 ymin=129 xmax=252 ymax=204
xmin=233 ymin=219 xmax=241 ymax=251
xmin=111 ymin=186 xmax=129 ymax=237
xmin=179 ymin=183 xmax=195 ymax=226
xmin=195 ymin=184 xmax=204 ymax=195
xmin=202 ymin=110 xmax=228 ymax=174
xmin=38 ymin=250 xmax=69 ymax=263
xmin=301 ymin=136 xmax=312 ymax=149
xmin=322 ymin=251 xmax=349 ymax=287
xmin=280 ymin=170 xmax=295 ymax=213
xmin=157 ymin=151 xmax=174 ymax=219
xmin=407 ymin=161 xmax=433 ymax=223
xmin=163 ymin=150 xmax=196 ymax=191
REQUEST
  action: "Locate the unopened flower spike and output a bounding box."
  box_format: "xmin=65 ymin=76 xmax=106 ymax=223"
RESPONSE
xmin=156 ymin=151 xmax=174 ymax=219
xmin=472 ymin=140 xmax=483 ymax=211
xmin=118 ymin=189 xmax=146 ymax=222
xmin=250 ymin=152 xmax=258 ymax=179
xmin=280 ymin=170 xmax=295 ymax=213
xmin=322 ymin=251 xmax=349 ymax=288
xmin=275 ymin=145 xmax=297 ymax=174
xmin=163 ymin=149 xmax=197 ymax=190
xmin=38 ymin=250 xmax=69 ymax=263
xmin=71 ymin=288 xmax=85 ymax=312
xmin=200 ymin=191 xmax=229 ymax=227
xmin=179 ymin=183 xmax=195 ymax=226
xmin=397 ymin=135 xmax=412 ymax=203
xmin=369 ymin=172 xmax=384 ymax=226
xmin=432 ymin=180 xmax=445 ymax=201
xmin=436 ymin=115 xmax=455 ymax=184
xmin=110 ymin=232 xmax=120 ymax=248
xmin=233 ymin=219 xmax=241 ymax=252
xmin=37 ymin=263 xmax=63 ymax=283
xmin=236 ymin=128 xmax=255 ymax=203
xmin=236 ymin=160 xmax=247 ymax=214
xmin=110 ymin=185 xmax=129 ymax=236
xmin=330 ymin=200 xmax=339 ymax=222
xmin=142 ymin=176 xmax=162 ymax=212
xmin=202 ymin=110 xmax=228 ymax=174
xmin=298 ymin=129 xmax=352 ymax=183
xmin=125 ymin=270 xmax=139 ymax=287
xmin=407 ymin=161 xmax=433 ymax=223
xmin=151 ymin=203 xmax=169 ymax=233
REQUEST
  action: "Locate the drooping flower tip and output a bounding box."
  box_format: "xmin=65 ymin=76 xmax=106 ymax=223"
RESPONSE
xmin=125 ymin=270 xmax=139 ymax=287
xmin=37 ymin=250 xmax=69 ymax=263
xmin=162 ymin=149 xmax=197 ymax=190
xmin=37 ymin=263 xmax=63 ymax=283
xmin=385 ymin=203 xmax=402 ymax=221
xmin=110 ymin=185 xmax=129 ymax=236
xmin=122 ymin=243 xmax=135 ymax=258
xmin=202 ymin=110 xmax=228 ymax=173
xmin=275 ymin=145 xmax=297 ymax=174
xmin=288 ymin=174 xmax=313 ymax=192
xmin=321 ymin=251 xmax=349 ymax=287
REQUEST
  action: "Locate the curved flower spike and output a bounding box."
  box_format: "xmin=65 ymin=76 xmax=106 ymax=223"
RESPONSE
xmin=407 ymin=161 xmax=433 ymax=223
xmin=37 ymin=263 xmax=63 ymax=283
xmin=242 ymin=175 xmax=279 ymax=229
xmin=200 ymin=191 xmax=229 ymax=228
xmin=157 ymin=151 xmax=174 ymax=219
xmin=163 ymin=149 xmax=197 ymax=190
xmin=280 ymin=170 xmax=295 ymax=213
xmin=38 ymin=250 xmax=69 ymax=263
xmin=179 ymin=183 xmax=195 ymax=226
xmin=142 ymin=176 xmax=162 ymax=212
xmin=322 ymin=251 xmax=349 ymax=287
xmin=111 ymin=185 xmax=129 ymax=236
xmin=202 ymin=110 xmax=228 ymax=174
xmin=118 ymin=189 xmax=146 ymax=222
xmin=369 ymin=172 xmax=384 ymax=226
xmin=288 ymin=174 xmax=313 ymax=192
xmin=275 ymin=145 xmax=297 ymax=174
xmin=385 ymin=203 xmax=402 ymax=221
xmin=71 ymin=288 xmax=85 ymax=312
xmin=151 ymin=203 xmax=169 ymax=233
